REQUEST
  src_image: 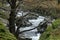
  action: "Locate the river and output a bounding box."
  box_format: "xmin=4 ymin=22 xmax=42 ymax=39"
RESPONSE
xmin=16 ymin=11 xmax=45 ymax=40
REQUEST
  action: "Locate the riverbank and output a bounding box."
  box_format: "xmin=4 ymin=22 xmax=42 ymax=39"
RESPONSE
xmin=40 ymin=19 xmax=60 ymax=40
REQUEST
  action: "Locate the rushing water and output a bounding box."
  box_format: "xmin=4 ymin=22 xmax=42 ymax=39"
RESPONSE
xmin=16 ymin=12 xmax=45 ymax=40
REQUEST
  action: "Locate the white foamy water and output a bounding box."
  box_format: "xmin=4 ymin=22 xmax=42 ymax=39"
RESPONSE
xmin=19 ymin=16 xmax=44 ymax=40
xmin=30 ymin=33 xmax=41 ymax=40
xmin=16 ymin=12 xmax=45 ymax=40
xmin=20 ymin=16 xmax=44 ymax=32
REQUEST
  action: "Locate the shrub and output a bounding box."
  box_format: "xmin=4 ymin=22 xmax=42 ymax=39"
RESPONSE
xmin=52 ymin=19 xmax=60 ymax=29
xmin=40 ymin=19 xmax=60 ymax=40
xmin=0 ymin=21 xmax=17 ymax=40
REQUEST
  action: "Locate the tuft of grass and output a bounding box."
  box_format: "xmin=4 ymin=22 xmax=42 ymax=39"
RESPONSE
xmin=40 ymin=19 xmax=60 ymax=40
xmin=0 ymin=21 xmax=17 ymax=40
xmin=52 ymin=19 xmax=60 ymax=29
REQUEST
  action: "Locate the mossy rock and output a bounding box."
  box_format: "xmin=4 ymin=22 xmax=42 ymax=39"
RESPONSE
xmin=0 ymin=21 xmax=17 ymax=40
xmin=40 ymin=19 xmax=60 ymax=40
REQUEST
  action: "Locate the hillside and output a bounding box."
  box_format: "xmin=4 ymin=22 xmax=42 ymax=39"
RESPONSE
xmin=21 ymin=0 xmax=60 ymax=18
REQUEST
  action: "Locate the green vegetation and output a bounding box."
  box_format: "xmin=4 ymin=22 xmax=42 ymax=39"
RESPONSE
xmin=0 ymin=0 xmax=60 ymax=40
xmin=40 ymin=19 xmax=60 ymax=40
xmin=0 ymin=21 xmax=17 ymax=40
xmin=0 ymin=10 xmax=9 ymax=19
xmin=22 ymin=0 xmax=60 ymax=19
xmin=52 ymin=19 xmax=60 ymax=29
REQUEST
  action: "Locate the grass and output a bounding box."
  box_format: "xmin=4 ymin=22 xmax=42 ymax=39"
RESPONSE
xmin=40 ymin=19 xmax=60 ymax=40
xmin=0 ymin=21 xmax=17 ymax=40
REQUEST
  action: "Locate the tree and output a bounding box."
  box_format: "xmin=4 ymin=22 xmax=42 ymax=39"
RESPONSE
xmin=0 ymin=0 xmax=52 ymax=40
xmin=0 ymin=0 xmax=39 ymax=40
xmin=0 ymin=0 xmax=23 ymax=39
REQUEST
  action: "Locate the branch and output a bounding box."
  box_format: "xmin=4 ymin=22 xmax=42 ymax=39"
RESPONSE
xmin=0 ymin=7 xmax=10 ymax=11
xmin=0 ymin=7 xmax=24 ymax=12
xmin=18 ymin=21 xmax=45 ymax=34
xmin=0 ymin=0 xmax=6 ymax=4
xmin=6 ymin=0 xmax=11 ymax=5
xmin=19 ymin=26 xmax=38 ymax=34
xmin=23 ymin=13 xmax=39 ymax=18
xmin=16 ymin=0 xmax=23 ymax=9
xmin=16 ymin=1 xmax=20 ymax=8
xmin=18 ymin=20 xmax=47 ymax=34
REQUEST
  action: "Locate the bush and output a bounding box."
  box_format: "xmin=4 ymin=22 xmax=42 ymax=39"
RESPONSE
xmin=52 ymin=19 xmax=60 ymax=29
xmin=0 ymin=21 xmax=17 ymax=40
xmin=0 ymin=10 xmax=9 ymax=19
xmin=40 ymin=19 xmax=60 ymax=40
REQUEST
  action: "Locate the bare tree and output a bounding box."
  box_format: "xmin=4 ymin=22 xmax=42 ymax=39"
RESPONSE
xmin=0 ymin=0 xmax=48 ymax=40
xmin=0 ymin=0 xmax=38 ymax=39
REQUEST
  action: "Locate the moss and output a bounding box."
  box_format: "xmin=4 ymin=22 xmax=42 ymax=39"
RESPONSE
xmin=40 ymin=19 xmax=60 ymax=40
xmin=0 ymin=21 xmax=17 ymax=40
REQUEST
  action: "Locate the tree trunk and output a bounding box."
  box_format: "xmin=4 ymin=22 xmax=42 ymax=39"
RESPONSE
xmin=9 ymin=0 xmax=16 ymax=35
